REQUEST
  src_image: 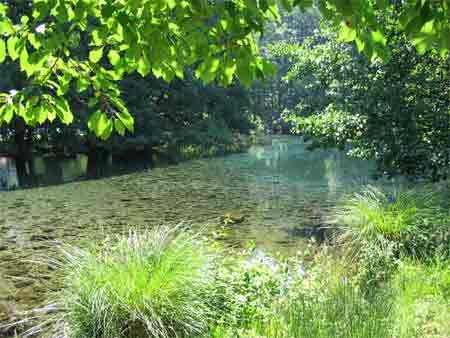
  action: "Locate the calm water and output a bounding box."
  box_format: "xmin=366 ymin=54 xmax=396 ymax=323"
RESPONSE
xmin=0 ymin=136 xmax=376 ymax=322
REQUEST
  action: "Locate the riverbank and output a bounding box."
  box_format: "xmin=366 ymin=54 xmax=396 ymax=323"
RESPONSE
xmin=153 ymin=132 xmax=272 ymax=163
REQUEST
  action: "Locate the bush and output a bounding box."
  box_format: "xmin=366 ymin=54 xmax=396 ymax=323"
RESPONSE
xmin=23 ymin=227 xmax=220 ymax=338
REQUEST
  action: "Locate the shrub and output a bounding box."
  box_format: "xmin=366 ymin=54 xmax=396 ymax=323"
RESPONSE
xmin=22 ymin=226 xmax=220 ymax=338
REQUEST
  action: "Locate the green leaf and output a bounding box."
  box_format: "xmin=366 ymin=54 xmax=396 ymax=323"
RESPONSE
xmin=100 ymin=117 xmax=113 ymax=140
xmin=20 ymin=16 xmax=29 ymax=24
xmin=54 ymin=97 xmax=73 ymax=124
xmin=165 ymin=0 xmax=176 ymax=9
xmin=137 ymin=54 xmax=151 ymax=77
xmin=87 ymin=110 xmax=101 ymax=131
xmin=152 ymin=66 xmax=163 ymax=78
xmin=76 ymin=77 xmax=90 ymax=92
xmin=35 ymin=105 xmax=47 ymax=124
xmin=222 ymin=62 xmax=237 ymax=86
xmin=95 ymin=112 xmax=112 ymax=139
xmin=412 ymin=34 xmax=434 ymax=55
xmin=20 ymin=46 xmax=33 ymax=75
xmin=195 ymin=57 xmax=220 ymax=84
xmin=355 ymin=36 xmax=365 ymax=52
xmin=0 ymin=39 xmax=5 ymax=63
xmin=89 ymin=47 xmax=104 ymax=63
xmin=28 ymin=34 xmax=42 ymax=49
xmin=7 ymin=36 xmax=19 ymax=61
xmin=236 ymin=58 xmax=254 ymax=87
xmin=117 ymin=110 xmax=134 ymax=133
xmin=420 ymin=20 xmax=435 ymax=34
xmin=338 ymin=24 xmax=356 ymax=43
xmin=0 ymin=20 xmax=14 ymax=35
xmin=371 ymin=30 xmax=387 ymax=46
xmin=114 ymin=118 xmax=125 ymax=136
xmin=2 ymin=105 xmax=14 ymax=123
xmin=108 ymin=49 xmax=120 ymax=66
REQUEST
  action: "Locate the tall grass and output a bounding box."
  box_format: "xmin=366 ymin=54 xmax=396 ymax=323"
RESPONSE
xmin=213 ymin=279 xmax=397 ymax=338
xmin=335 ymin=185 xmax=450 ymax=286
xmin=278 ymin=285 xmax=393 ymax=338
xmin=336 ymin=185 xmax=444 ymax=245
xmin=392 ymin=258 xmax=450 ymax=338
xmin=20 ymin=226 xmax=220 ymax=338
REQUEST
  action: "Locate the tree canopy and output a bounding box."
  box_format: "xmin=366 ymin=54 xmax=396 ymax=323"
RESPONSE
xmin=263 ymin=4 xmax=449 ymax=180
xmin=0 ymin=0 xmax=448 ymax=139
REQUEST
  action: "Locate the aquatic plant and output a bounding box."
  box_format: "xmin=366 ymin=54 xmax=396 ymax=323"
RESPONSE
xmin=20 ymin=226 xmax=220 ymax=338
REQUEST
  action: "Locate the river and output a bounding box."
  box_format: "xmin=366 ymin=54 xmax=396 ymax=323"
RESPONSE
xmin=0 ymin=136 xmax=377 ymax=323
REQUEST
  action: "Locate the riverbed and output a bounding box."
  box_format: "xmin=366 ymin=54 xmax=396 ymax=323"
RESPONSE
xmin=0 ymin=136 xmax=376 ymax=320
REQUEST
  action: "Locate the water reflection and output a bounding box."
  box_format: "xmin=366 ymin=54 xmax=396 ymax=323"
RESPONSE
xmin=0 ymin=150 xmax=154 ymax=191
xmin=0 ymin=157 xmax=18 ymax=190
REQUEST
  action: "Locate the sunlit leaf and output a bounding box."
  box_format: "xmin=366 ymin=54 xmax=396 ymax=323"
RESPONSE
xmin=89 ymin=47 xmax=104 ymax=63
xmin=7 ymin=36 xmax=19 ymax=61
xmin=0 ymin=39 xmax=5 ymax=63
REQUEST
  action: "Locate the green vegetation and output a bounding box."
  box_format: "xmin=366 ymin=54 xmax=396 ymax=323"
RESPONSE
xmin=11 ymin=185 xmax=449 ymax=338
xmin=0 ymin=1 xmax=449 ymax=337
xmin=0 ymin=0 xmax=448 ymax=136
xmin=393 ymin=259 xmax=450 ymax=338
xmin=1 ymin=2 xmax=449 ymax=182
xmin=22 ymin=227 xmax=220 ymax=338
xmin=272 ymin=14 xmax=450 ymax=180
xmin=335 ymin=186 xmax=450 ymax=287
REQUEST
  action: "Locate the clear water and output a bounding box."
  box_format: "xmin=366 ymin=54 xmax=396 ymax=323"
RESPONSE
xmin=0 ymin=136 xmax=376 ymax=320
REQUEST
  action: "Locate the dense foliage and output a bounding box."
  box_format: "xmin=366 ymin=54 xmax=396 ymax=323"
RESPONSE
xmin=0 ymin=0 xmax=448 ymax=138
xmin=270 ymin=10 xmax=450 ymax=180
xmin=0 ymin=1 xmax=448 ymax=181
xmin=336 ymin=185 xmax=450 ymax=287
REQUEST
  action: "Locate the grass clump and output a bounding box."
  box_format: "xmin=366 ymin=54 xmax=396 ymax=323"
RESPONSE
xmin=25 ymin=226 xmax=219 ymax=338
xmin=335 ymin=185 xmax=450 ymax=286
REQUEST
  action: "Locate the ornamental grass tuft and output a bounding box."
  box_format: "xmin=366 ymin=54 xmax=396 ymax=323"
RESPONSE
xmin=21 ymin=226 xmax=220 ymax=338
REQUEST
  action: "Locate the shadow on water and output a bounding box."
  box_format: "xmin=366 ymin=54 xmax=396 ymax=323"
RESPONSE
xmin=0 ymin=150 xmax=155 ymax=190
xmin=0 ymin=136 xmax=379 ymax=324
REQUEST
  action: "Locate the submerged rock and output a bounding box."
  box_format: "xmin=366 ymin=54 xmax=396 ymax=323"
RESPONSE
xmin=221 ymin=212 xmax=245 ymax=225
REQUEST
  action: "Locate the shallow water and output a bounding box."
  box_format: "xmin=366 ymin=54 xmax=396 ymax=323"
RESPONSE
xmin=0 ymin=136 xmax=376 ymax=319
